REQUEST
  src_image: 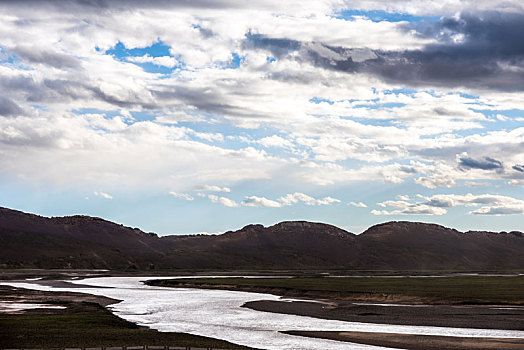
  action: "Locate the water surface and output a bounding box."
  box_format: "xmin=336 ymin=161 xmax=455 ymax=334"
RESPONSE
xmin=3 ymin=277 xmax=523 ymax=350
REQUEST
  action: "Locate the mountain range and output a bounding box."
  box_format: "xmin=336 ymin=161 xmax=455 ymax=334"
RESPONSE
xmin=0 ymin=206 xmax=523 ymax=270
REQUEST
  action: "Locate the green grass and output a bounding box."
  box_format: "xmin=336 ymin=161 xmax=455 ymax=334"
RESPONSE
xmin=0 ymin=301 xmax=249 ymax=349
xmin=149 ymin=276 xmax=524 ymax=304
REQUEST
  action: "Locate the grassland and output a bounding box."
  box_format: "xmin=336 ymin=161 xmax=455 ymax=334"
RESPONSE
xmin=147 ymin=275 xmax=524 ymax=305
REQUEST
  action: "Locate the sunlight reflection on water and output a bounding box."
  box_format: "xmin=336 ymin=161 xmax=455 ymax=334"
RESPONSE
xmin=2 ymin=277 xmax=523 ymax=350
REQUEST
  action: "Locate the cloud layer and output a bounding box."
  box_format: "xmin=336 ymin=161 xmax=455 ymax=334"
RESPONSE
xmin=0 ymin=0 xmax=523 ymax=233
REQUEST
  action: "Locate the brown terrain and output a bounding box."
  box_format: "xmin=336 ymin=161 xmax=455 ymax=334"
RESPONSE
xmin=1 ymin=206 xmax=523 ymax=270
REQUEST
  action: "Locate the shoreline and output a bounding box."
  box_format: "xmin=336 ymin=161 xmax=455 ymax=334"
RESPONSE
xmin=3 ymin=272 xmax=523 ymax=349
xmin=147 ymin=279 xmax=524 ymax=331
xmin=245 ymin=299 xmax=524 ymax=331
xmin=145 ymin=278 xmax=524 ymax=305
xmin=0 ymin=284 xmax=252 ymax=349
xmin=282 ymin=330 xmax=524 ymax=350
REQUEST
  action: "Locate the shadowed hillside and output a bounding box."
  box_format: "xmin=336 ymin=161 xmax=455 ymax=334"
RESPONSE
xmin=0 ymin=207 xmax=522 ymax=270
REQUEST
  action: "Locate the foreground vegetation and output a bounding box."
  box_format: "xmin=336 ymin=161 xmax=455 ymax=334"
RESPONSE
xmin=148 ymin=275 xmax=524 ymax=304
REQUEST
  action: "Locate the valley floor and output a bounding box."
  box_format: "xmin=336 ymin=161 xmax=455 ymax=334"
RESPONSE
xmin=147 ymin=274 xmax=524 ymax=348
xmin=1 ymin=270 xmax=523 ymax=350
xmin=147 ymin=274 xmax=524 ymax=330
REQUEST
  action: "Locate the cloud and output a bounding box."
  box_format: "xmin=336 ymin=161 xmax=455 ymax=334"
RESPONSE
xmin=415 ymin=176 xmax=456 ymax=189
xmin=359 ymin=12 xmax=524 ymax=91
xmin=249 ymin=11 xmax=524 ymax=91
xmin=169 ymin=191 xmax=194 ymax=201
xmin=513 ymin=164 xmax=524 ymax=172
xmin=0 ymin=0 xmax=523 ymax=234
xmin=348 ymin=201 xmax=367 ymax=208
xmin=257 ymin=135 xmax=294 ymax=149
xmin=0 ymin=95 xmax=24 ymax=117
xmin=373 ymin=201 xmax=447 ymax=215
xmin=470 ymin=206 xmax=524 ymax=215
xmin=279 ymin=192 xmax=340 ymax=206
xmin=195 ymin=185 xmax=231 ymax=192
xmin=127 ymin=54 xmax=180 ymax=68
xmin=241 ymin=196 xmax=282 ymax=207
xmin=208 ymin=194 xmax=238 ymax=207
xmin=465 ymin=181 xmax=493 ymax=187
xmin=378 ymin=192 xmax=524 ymax=216
xmin=11 ymin=46 xmax=81 ymax=69
xmin=458 ymin=154 xmax=503 ymax=170
xmin=94 ymin=191 xmax=113 ymax=199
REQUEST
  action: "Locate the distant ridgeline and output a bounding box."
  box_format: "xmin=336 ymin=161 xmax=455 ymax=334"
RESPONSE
xmin=0 ymin=207 xmax=522 ymax=270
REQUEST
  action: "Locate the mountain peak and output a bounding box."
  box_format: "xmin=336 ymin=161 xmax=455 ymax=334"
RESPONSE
xmin=0 ymin=207 xmax=522 ymax=270
xmin=361 ymin=221 xmax=461 ymax=236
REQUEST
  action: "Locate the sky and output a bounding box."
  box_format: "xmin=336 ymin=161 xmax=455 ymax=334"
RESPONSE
xmin=0 ymin=0 xmax=523 ymax=235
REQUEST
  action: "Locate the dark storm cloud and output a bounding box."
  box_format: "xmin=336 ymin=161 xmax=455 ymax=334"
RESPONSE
xmin=0 ymin=95 xmax=24 ymax=117
xmin=513 ymin=165 xmax=524 ymax=172
xmin=153 ymin=85 xmax=269 ymax=120
xmin=364 ymin=11 xmax=524 ymax=90
xmin=1 ymin=0 xmax=251 ymax=13
xmin=0 ymin=74 xmax=158 ymax=110
xmin=12 ymin=47 xmax=81 ymax=69
xmin=243 ymin=34 xmax=302 ymax=58
xmin=459 ymin=155 xmax=503 ymax=170
xmin=246 ymin=11 xmax=524 ymax=91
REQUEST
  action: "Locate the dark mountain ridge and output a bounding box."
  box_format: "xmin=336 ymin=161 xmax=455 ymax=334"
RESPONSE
xmin=0 ymin=207 xmax=523 ymax=270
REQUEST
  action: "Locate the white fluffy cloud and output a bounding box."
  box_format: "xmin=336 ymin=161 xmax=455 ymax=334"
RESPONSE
xmin=375 ymin=193 xmax=524 ymax=216
xmin=208 ymin=194 xmax=238 ymax=207
xmin=279 ymin=192 xmax=341 ymax=206
xmin=373 ymin=201 xmax=447 ymax=215
xmin=241 ymin=196 xmax=283 ymax=207
xmin=415 ymin=176 xmax=456 ymax=189
xmin=195 ymin=185 xmax=231 ymax=193
xmin=169 ymin=191 xmax=194 ymax=201
xmin=94 ymin=191 xmax=113 ymax=199
xmin=127 ymin=54 xmax=180 ymax=68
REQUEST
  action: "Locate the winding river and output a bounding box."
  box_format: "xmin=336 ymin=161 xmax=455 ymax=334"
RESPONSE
xmin=3 ymin=276 xmax=524 ymax=350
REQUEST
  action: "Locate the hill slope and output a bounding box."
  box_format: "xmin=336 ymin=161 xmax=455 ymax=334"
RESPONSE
xmin=0 ymin=207 xmax=522 ymax=270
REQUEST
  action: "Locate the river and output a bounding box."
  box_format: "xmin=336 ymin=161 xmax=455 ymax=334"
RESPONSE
xmin=3 ymin=276 xmax=524 ymax=350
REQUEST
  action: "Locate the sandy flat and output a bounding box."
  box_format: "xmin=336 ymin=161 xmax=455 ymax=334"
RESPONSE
xmin=244 ymin=299 xmax=524 ymax=330
xmin=283 ymin=330 xmax=524 ymax=350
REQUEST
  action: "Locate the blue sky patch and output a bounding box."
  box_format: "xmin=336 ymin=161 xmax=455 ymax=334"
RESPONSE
xmin=353 ymin=102 xmax=406 ymax=109
xmin=336 ymin=10 xmax=440 ymax=23
xmin=309 ymin=97 xmax=334 ymax=105
xmin=106 ymin=41 xmax=171 ymax=58
xmin=225 ymin=53 xmax=245 ymax=69
xmin=73 ymin=108 xmax=121 ymax=118
xmin=105 ymin=41 xmax=183 ymax=74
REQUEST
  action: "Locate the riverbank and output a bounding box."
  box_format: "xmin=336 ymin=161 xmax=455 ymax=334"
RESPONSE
xmin=283 ymin=330 xmax=524 ymax=350
xmin=0 ymin=285 xmax=251 ymax=349
xmin=245 ymin=299 xmax=524 ymax=330
xmin=146 ymin=275 xmax=524 ymax=305
xmin=147 ymin=276 xmax=524 ymax=330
